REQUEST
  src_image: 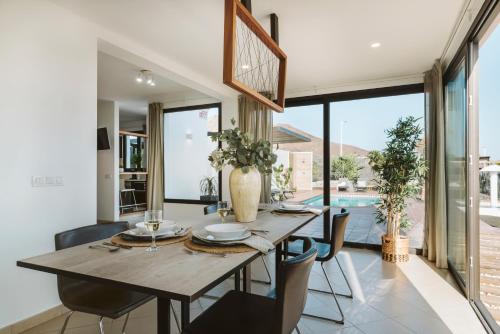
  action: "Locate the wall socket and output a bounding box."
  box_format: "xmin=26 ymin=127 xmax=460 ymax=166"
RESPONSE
xmin=32 ymin=176 xmax=64 ymax=187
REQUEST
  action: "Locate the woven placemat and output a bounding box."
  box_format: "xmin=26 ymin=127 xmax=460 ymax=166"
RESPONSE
xmin=184 ymin=239 xmax=254 ymax=254
xmin=111 ymin=231 xmax=190 ymax=247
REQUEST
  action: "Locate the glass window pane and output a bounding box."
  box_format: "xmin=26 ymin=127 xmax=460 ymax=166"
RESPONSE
xmin=478 ymin=14 xmax=500 ymax=327
xmin=445 ymin=62 xmax=467 ymax=282
xmin=164 ymin=106 xmax=219 ymax=201
xmin=330 ymin=94 xmax=425 ymax=247
xmin=273 ymin=104 xmax=323 ymax=203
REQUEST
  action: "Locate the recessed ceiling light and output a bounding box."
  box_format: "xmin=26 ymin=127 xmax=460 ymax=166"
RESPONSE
xmin=241 ymin=64 xmax=250 ymax=70
xmin=371 ymin=42 xmax=381 ymax=48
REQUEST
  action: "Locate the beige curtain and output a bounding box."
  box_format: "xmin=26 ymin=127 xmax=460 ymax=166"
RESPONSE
xmin=423 ymin=60 xmax=448 ymax=268
xmin=238 ymin=95 xmax=273 ymax=203
xmin=147 ymin=102 xmax=164 ymax=210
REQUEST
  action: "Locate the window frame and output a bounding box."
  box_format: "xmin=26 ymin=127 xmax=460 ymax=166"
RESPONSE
xmin=163 ymin=102 xmax=222 ymax=205
xmin=284 ymin=83 xmax=425 ymax=246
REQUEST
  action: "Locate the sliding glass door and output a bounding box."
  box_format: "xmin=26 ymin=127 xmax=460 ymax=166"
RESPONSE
xmin=445 ymin=61 xmax=468 ymax=284
xmin=472 ymin=6 xmax=500 ymax=329
xmin=329 ymin=95 xmax=425 ymax=247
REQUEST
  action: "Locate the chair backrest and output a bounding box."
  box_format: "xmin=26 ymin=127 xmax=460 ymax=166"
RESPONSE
xmin=274 ymin=238 xmax=317 ymax=334
xmin=55 ymin=223 xmax=129 ymax=250
xmin=54 ymin=223 xmax=129 ymax=305
xmin=203 ymin=204 xmax=218 ymax=215
xmin=327 ymin=210 xmax=350 ymax=259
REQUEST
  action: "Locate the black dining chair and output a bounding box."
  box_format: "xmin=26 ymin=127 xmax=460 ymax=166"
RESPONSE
xmin=285 ymin=209 xmax=352 ymax=324
xmin=54 ymin=223 xmax=156 ymax=334
xmin=203 ymin=204 xmax=272 ymax=284
xmin=182 ymin=238 xmax=317 ymax=334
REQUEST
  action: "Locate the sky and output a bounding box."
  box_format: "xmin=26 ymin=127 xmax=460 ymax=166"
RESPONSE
xmin=274 ymin=94 xmax=424 ymax=152
xmin=479 ymin=24 xmax=500 ymax=160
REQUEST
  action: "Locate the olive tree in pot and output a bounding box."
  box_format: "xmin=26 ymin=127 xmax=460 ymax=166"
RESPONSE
xmin=208 ymin=119 xmax=277 ymax=222
xmin=368 ymin=116 xmax=427 ymax=263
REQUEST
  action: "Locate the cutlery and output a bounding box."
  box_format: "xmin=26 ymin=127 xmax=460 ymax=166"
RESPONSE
xmin=89 ymin=244 xmax=119 ymax=252
xmin=251 ymin=231 xmax=268 ymax=238
xmin=103 ymin=242 xmax=132 ymax=250
xmin=249 ymin=229 xmax=269 ymax=233
xmin=184 ymin=248 xmax=227 ymax=258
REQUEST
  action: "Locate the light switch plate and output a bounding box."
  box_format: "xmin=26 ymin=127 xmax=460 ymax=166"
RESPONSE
xmin=32 ymin=176 xmax=64 ymax=187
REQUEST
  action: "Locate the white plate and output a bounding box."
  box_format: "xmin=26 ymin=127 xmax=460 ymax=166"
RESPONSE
xmin=280 ymin=204 xmax=306 ymax=211
xmin=136 ymin=220 xmax=176 ymax=234
xmin=195 ymin=229 xmax=251 ymax=242
xmin=204 ymin=223 xmax=248 ymax=239
xmin=124 ymin=225 xmax=185 ymax=239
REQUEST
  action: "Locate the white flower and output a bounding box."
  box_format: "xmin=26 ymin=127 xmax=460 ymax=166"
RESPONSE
xmin=210 ymin=149 xmax=225 ymax=171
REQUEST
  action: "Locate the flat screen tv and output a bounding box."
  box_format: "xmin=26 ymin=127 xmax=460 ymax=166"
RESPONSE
xmin=97 ymin=127 xmax=110 ymax=150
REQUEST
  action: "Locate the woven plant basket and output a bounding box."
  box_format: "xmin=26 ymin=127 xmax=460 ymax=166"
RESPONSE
xmin=381 ymin=235 xmax=409 ymax=263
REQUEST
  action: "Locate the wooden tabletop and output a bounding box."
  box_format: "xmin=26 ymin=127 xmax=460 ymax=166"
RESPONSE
xmin=17 ymin=206 xmax=328 ymax=302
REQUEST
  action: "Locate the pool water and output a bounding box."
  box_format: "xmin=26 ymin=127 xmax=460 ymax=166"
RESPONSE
xmin=303 ymin=195 xmax=380 ymax=207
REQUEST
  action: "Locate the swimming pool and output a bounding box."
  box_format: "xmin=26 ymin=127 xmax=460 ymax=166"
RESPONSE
xmin=303 ymin=195 xmax=380 ymax=207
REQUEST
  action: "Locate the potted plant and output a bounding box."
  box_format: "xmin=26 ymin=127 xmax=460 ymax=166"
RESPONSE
xmin=200 ymin=176 xmax=218 ymax=202
xmin=130 ymin=153 xmax=142 ymax=171
xmin=368 ymin=116 xmax=427 ymax=262
xmin=208 ymin=119 xmax=277 ymax=222
xmin=272 ymin=164 xmax=293 ymax=205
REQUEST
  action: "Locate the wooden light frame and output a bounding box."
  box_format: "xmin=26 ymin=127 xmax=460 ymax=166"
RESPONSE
xmin=223 ymin=0 xmax=287 ymax=112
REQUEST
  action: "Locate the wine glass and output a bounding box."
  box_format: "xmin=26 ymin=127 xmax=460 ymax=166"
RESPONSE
xmin=217 ymin=201 xmax=229 ymax=223
xmin=144 ymin=210 xmax=162 ymax=252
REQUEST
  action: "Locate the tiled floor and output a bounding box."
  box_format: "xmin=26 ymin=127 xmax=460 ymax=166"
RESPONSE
xmin=20 ymin=248 xmax=485 ymax=334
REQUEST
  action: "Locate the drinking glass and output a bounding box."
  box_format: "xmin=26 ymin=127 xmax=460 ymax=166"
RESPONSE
xmin=144 ymin=210 xmax=162 ymax=252
xmin=217 ymin=201 xmax=230 ymax=223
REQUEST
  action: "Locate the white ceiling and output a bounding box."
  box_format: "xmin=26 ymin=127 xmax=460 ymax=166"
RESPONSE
xmin=98 ymin=52 xmax=209 ymax=119
xmin=56 ymin=0 xmax=466 ymax=97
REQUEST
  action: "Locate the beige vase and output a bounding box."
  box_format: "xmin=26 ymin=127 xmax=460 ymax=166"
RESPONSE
xmin=229 ymin=167 xmax=261 ymax=223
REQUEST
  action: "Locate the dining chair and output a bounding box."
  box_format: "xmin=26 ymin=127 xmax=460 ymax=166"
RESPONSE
xmin=203 ymin=204 xmax=272 ymax=284
xmin=182 ymin=238 xmax=317 ymax=334
xmin=285 ymin=209 xmax=352 ymax=324
xmin=54 ymin=223 xmax=157 ymax=334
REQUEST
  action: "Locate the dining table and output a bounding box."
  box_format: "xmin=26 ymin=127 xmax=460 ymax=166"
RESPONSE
xmin=17 ymin=205 xmax=329 ymax=334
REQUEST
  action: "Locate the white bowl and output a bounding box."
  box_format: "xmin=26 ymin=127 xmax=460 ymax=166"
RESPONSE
xmin=136 ymin=220 xmax=176 ymax=234
xmin=281 ymin=204 xmax=306 ymax=211
xmin=204 ymin=223 xmax=248 ymax=239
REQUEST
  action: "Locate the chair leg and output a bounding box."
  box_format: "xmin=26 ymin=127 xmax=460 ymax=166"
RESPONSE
xmin=121 ymin=313 xmax=130 ymax=334
xmin=251 ymin=255 xmax=272 ymax=285
xmin=302 ymin=262 xmax=345 ymax=324
xmin=59 ymin=311 xmax=73 ymax=334
xmin=309 ymin=257 xmax=353 ymax=298
xmin=335 ymin=256 xmax=353 ymax=298
xmin=170 ymin=301 xmax=181 ymax=333
xmin=98 ymin=316 xmax=105 ymax=334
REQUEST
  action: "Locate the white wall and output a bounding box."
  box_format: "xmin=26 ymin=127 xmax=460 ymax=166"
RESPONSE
xmin=0 ymin=0 xmax=97 ymax=328
xmin=97 ymin=100 xmax=119 ymax=221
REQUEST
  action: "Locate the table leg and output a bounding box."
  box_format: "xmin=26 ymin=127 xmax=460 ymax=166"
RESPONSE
xmin=157 ymin=297 xmax=171 ymax=334
xmin=275 ymin=242 xmax=283 ymax=288
xmin=234 ymin=270 xmax=241 ymax=291
xmin=181 ymin=300 xmax=190 ymax=330
xmin=283 ymin=239 xmax=289 ymax=260
xmin=242 ymin=264 xmax=251 ymax=293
